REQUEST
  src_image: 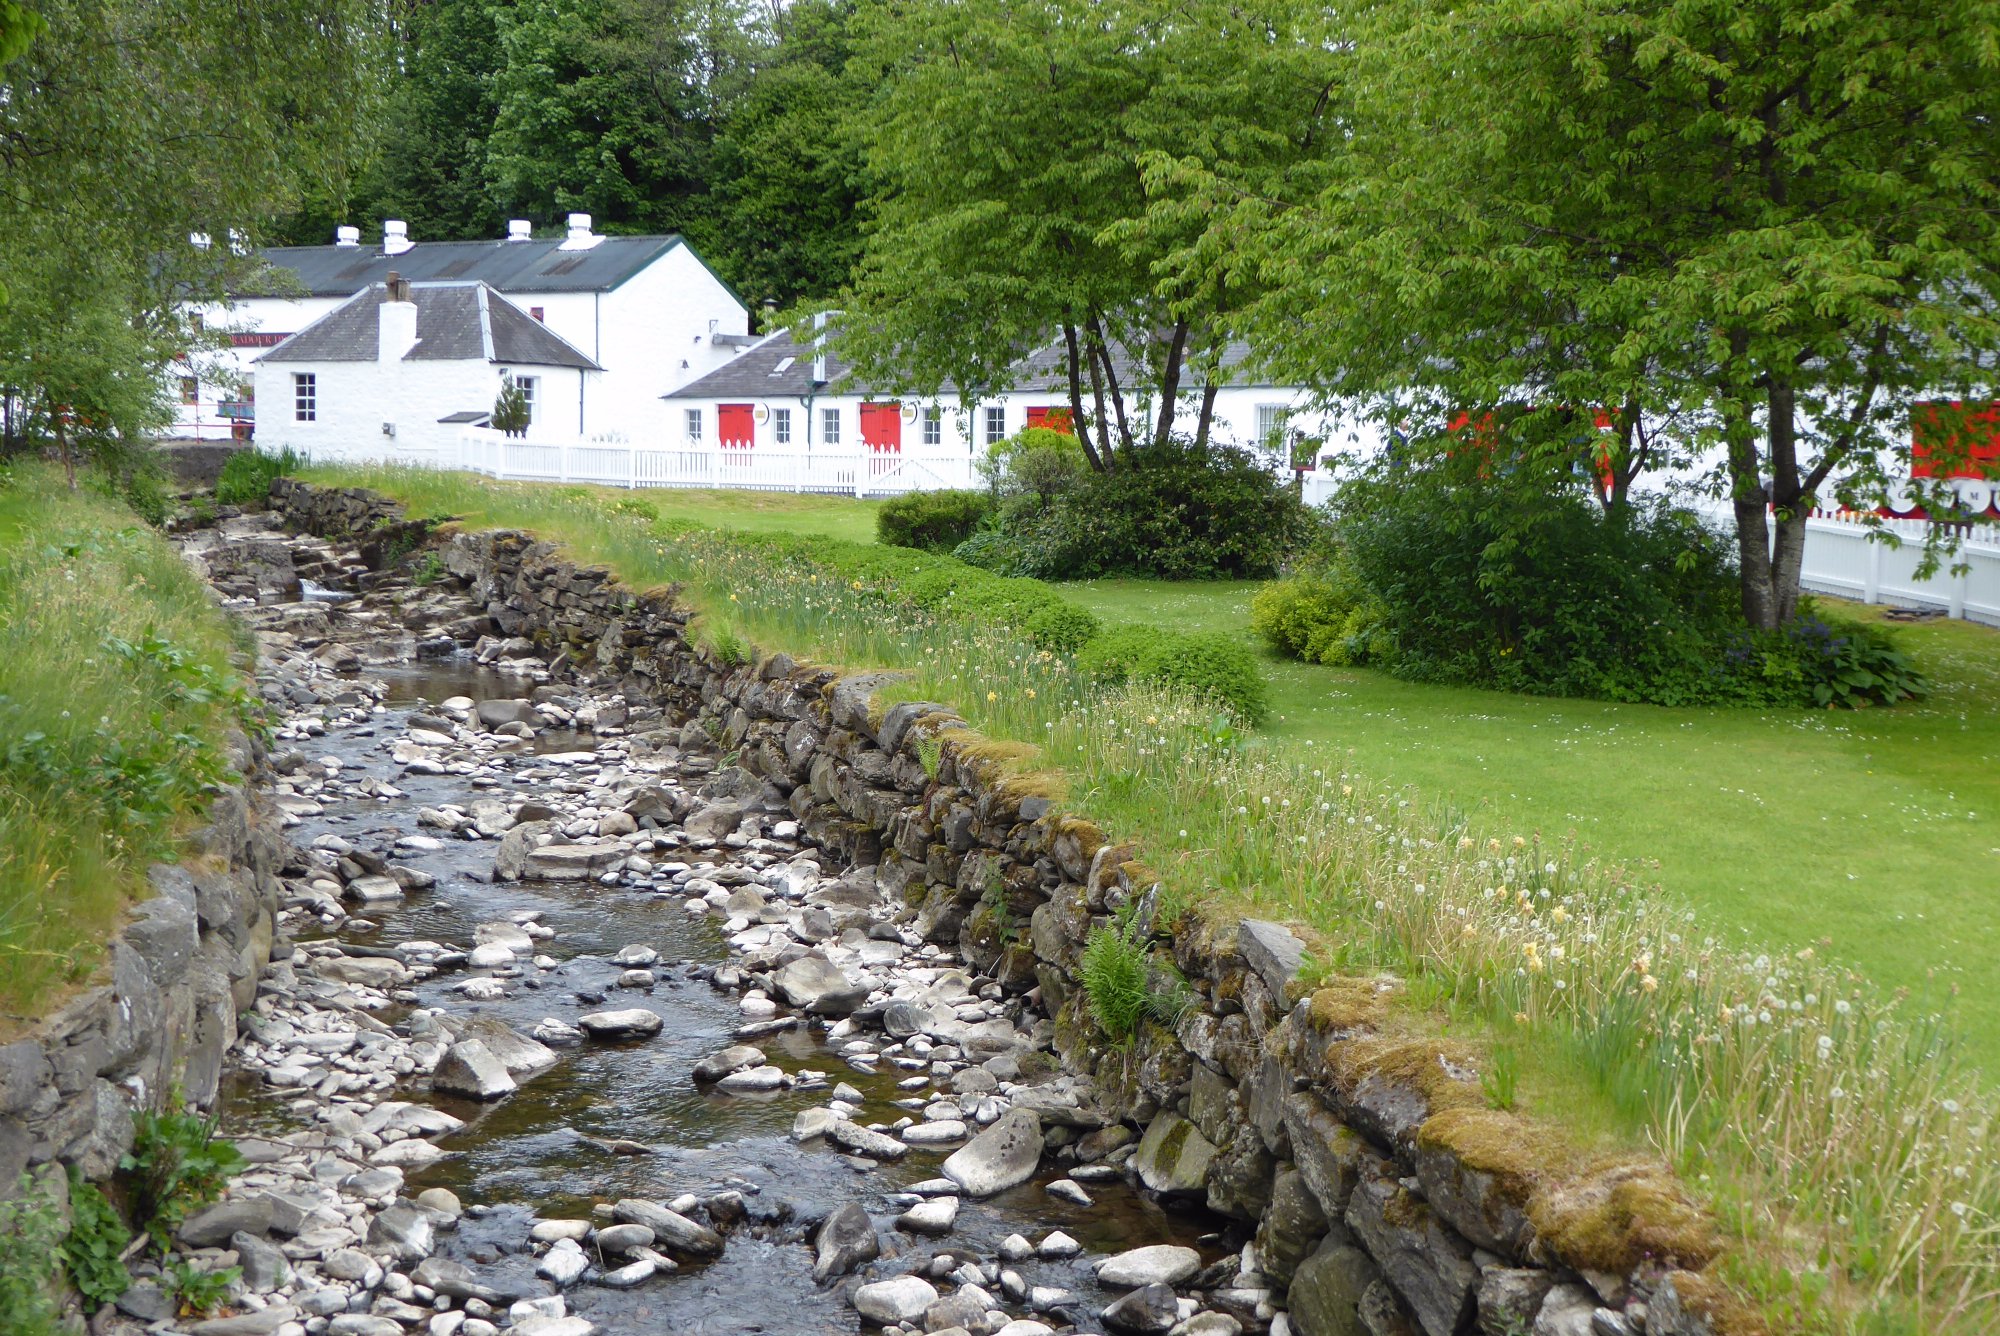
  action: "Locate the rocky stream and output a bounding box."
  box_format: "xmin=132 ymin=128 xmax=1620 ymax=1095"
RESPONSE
xmin=144 ymin=514 xmax=1240 ymax=1336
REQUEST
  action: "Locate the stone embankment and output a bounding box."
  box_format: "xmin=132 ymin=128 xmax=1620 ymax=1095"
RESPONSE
xmin=46 ymin=480 xmax=1735 ymax=1336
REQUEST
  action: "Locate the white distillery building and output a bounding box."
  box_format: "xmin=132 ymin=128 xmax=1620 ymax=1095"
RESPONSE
xmin=250 ymin=277 xmax=600 ymax=461
xmin=173 ymin=215 xmax=750 ymax=443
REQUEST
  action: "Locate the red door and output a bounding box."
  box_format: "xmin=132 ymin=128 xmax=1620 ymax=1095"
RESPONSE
xmin=718 ymin=403 xmax=754 ymax=448
xmin=860 ymin=402 xmax=902 ymax=452
xmin=1025 ymin=406 xmax=1074 ymax=434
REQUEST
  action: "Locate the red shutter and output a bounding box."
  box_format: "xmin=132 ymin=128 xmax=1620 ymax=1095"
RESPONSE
xmin=718 ymin=403 xmax=755 ymax=448
xmin=860 ymin=402 xmax=902 ymax=452
xmin=1025 ymin=406 xmax=1074 ymax=435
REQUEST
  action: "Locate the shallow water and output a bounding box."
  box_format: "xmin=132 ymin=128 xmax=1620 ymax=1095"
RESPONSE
xmin=228 ymin=660 xmax=1219 ymax=1333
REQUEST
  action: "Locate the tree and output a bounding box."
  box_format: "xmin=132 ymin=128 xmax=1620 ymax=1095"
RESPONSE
xmin=1152 ymin=0 xmax=2000 ymax=628
xmin=492 ymin=377 xmax=532 ymax=437
xmin=836 ymin=0 xmax=1338 ymax=470
xmin=0 ymin=0 xmax=385 ymax=480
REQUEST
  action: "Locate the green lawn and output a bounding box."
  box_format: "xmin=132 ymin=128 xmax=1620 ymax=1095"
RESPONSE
xmin=1065 ymin=577 xmax=2000 ymax=1066
xmin=638 ymin=487 xmax=884 ymax=544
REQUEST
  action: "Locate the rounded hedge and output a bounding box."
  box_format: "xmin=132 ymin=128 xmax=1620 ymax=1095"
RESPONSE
xmin=877 ymin=489 xmax=993 ymax=553
xmin=1078 ymin=624 xmax=1269 ymax=724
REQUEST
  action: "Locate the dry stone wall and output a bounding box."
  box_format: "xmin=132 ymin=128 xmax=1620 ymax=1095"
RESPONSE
xmin=273 ymin=480 xmax=1744 ymax=1336
xmin=0 ymin=778 xmax=286 ymax=1198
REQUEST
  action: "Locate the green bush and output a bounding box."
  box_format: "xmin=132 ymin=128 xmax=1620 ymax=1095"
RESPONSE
xmin=119 ymin=1105 xmax=244 ymax=1253
xmin=1024 ymin=601 xmax=1102 ymax=655
xmin=1078 ymin=624 xmax=1269 ymax=724
xmin=214 ymin=447 xmax=302 ymax=506
xmin=951 ymin=528 xmax=1027 ymax=575
xmin=1007 ymin=436 xmax=1310 ymax=580
xmin=0 ymin=1175 xmax=62 ymax=1335
xmin=981 ymin=427 xmax=1091 ymax=503
xmin=63 ymin=1171 xmax=131 ymax=1308
xmin=1250 ymin=550 xmax=1390 ymax=667
xmin=877 ymin=489 xmax=994 ymax=552
xmin=1736 ymin=608 xmax=1930 ymax=708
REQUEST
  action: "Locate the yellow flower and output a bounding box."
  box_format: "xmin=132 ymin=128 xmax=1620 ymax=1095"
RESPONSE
xmin=1640 ymin=975 xmax=1660 ymax=994
xmin=1025 ymin=687 xmax=1036 ymax=699
xmin=986 ymin=691 xmax=997 ymax=702
xmin=1145 ymin=715 xmax=1158 ymax=726
xmin=728 ymin=592 xmax=738 ymax=602
xmin=1632 ymin=952 xmax=1652 ymax=975
xmin=1512 ymin=835 xmax=1527 ymax=848
xmin=1512 ymin=1011 xmax=1531 ymax=1027
xmin=1550 ymin=906 xmax=1569 ymax=924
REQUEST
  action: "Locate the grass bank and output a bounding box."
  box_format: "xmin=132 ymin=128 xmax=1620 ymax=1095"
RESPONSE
xmin=303 ymin=467 xmax=1998 ymax=1334
xmin=0 ymin=465 xmax=252 ymax=1029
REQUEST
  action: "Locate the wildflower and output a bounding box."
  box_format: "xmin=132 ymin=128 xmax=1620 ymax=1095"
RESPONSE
xmin=1830 ymin=1086 xmax=1846 ymax=1100
xmin=986 ymin=691 xmax=997 ymax=702
xmin=1178 ymin=829 xmax=1187 ymax=839
xmin=1943 ymin=1099 xmax=1962 ymax=1115
xmin=1640 ymin=975 xmax=1658 ymax=994
xmin=1025 ymin=687 xmax=1036 ymax=699
xmin=1816 ymin=1035 xmax=1833 ymax=1054
xmin=1550 ymin=906 xmax=1569 ymax=925
xmin=728 ymin=592 xmax=738 ymax=602
xmin=1549 ymin=945 xmax=1565 ymax=962
xmin=1835 ymin=999 xmax=1852 ymax=1016
xmin=1632 ymin=952 xmax=1652 ymax=975
xmin=1512 ymin=835 xmax=1526 ymax=848
xmin=1513 ymin=1012 xmax=1530 ymax=1026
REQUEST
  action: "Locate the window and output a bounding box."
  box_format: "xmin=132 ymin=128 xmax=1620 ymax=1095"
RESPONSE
xmin=822 ymin=407 xmax=841 ymax=445
xmin=514 ymin=375 xmax=538 ymax=423
xmin=685 ymin=407 xmax=703 ymax=441
xmin=292 ymin=373 xmax=316 ymax=422
xmin=984 ymin=405 xmax=1006 ymax=444
xmin=773 ymin=407 xmax=791 ymax=445
xmin=1255 ymin=403 xmax=1289 ymax=453
xmin=179 ymin=376 xmax=199 ymax=406
xmin=921 ymin=406 xmax=942 ymax=447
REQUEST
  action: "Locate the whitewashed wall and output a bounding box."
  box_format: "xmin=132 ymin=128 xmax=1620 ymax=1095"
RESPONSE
xmin=249 ymin=358 xmax=589 ymax=464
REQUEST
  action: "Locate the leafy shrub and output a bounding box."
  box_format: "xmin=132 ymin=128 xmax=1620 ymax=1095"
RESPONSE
xmin=1078 ymin=625 xmax=1270 ymax=724
xmin=951 ymin=528 xmax=1027 ymax=575
xmin=1081 ymin=923 xmax=1150 ymax=1041
xmin=165 ymin=1259 xmax=240 ymax=1316
xmin=214 ymin=447 xmax=301 ymax=506
xmin=119 ymin=1105 xmax=244 ymax=1252
xmin=1735 ymin=608 xmax=1930 ymax=708
xmin=1251 ymin=549 xmax=1390 ymax=667
xmin=120 ymin=469 xmax=172 ymax=527
xmin=981 ymin=426 xmax=1091 ymax=502
xmin=63 ymin=1171 xmax=131 ymax=1307
xmin=877 ymin=489 xmax=994 ymax=552
xmin=0 ymin=1174 xmax=63 ymax=1335
xmin=1008 ymin=436 xmax=1311 ymax=580
xmin=1024 ymin=601 xmax=1102 ymax=654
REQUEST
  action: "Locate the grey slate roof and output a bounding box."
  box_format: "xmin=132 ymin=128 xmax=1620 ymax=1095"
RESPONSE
xmin=665 ymin=331 xmax=1277 ymax=401
xmin=241 ymin=235 xmax=685 ymax=298
xmin=258 ymin=282 xmax=601 ymax=370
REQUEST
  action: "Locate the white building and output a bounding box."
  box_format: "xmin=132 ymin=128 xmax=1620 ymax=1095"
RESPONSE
xmin=250 ymin=276 xmax=600 ymax=461
xmin=174 ymin=215 xmax=750 ymax=442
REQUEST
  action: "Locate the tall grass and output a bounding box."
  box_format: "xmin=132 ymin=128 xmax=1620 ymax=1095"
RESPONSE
xmin=0 ymin=465 xmax=252 ymax=1028
xmin=311 ymin=467 xmax=1999 ymax=1333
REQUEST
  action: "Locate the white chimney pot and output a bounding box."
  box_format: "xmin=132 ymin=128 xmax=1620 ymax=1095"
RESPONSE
xmin=335 ymin=225 xmax=361 ymax=247
xmin=383 ymin=220 xmax=413 ymax=256
xmin=507 ymin=219 xmax=533 ymax=242
xmin=379 ymin=283 xmax=418 ymax=364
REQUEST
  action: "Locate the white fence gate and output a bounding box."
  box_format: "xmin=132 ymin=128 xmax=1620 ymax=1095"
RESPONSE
xmin=448 ymin=429 xmax=977 ymax=498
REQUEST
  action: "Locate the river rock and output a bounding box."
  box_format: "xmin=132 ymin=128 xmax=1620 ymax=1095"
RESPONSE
xmin=827 ymin=1118 xmax=910 ymax=1160
xmin=232 ymin=1229 xmax=291 ymax=1291
xmin=476 ymin=699 xmax=537 ymax=727
xmin=578 ymin=1009 xmax=664 ymax=1039
xmin=411 ymin=1258 xmax=503 ymax=1304
xmin=941 ymin=1107 xmax=1043 ymax=1197
xmin=316 ymin=954 xmax=412 ymax=988
xmin=718 ymin=1065 xmax=785 ymax=1092
xmin=611 ymin=1199 xmax=724 ymax=1257
xmin=594 ymin=1223 xmax=654 ymax=1253
xmin=368 ymin=1202 xmax=435 ymax=1262
xmin=523 ymin=843 xmax=627 ymax=880
xmin=772 ymin=954 xmax=869 ymax=1015
xmin=852 ymin=1274 xmax=939 ymax=1325
xmin=692 ymin=1045 xmax=766 ymax=1082
xmin=193 ymin=1308 xmax=299 ymax=1336
xmin=896 ymin=1197 xmax=959 ymax=1234
xmin=433 ymin=1039 xmax=517 ymax=1100
xmin=178 ymin=1197 xmax=274 ymax=1247
xmin=1097 ymin=1245 xmax=1202 ymax=1289
xmin=1102 ymin=1283 xmax=1180 ymax=1334
xmin=925 ymin=1284 xmax=997 ymax=1332
xmin=812 ymin=1201 xmax=881 ymax=1281
xmin=538 ymin=1239 xmax=589 ymax=1286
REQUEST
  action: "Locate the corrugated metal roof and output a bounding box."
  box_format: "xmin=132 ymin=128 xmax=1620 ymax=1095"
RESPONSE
xmin=258 ymin=282 xmax=601 ymax=370
xmin=240 ymin=235 xmax=685 ymax=297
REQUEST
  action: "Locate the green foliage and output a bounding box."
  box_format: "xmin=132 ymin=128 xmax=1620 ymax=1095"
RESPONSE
xmin=1006 ymin=437 xmax=1310 ymax=581
xmin=1251 ymin=553 xmax=1390 ymax=668
xmin=491 ymin=377 xmax=531 ymax=437
xmin=0 ymin=1174 xmax=63 ymax=1336
xmin=1080 ymin=922 xmax=1151 ymax=1042
xmin=1738 ymin=611 xmax=1932 ymax=710
xmin=876 ymin=489 xmax=993 ymax=553
xmin=119 ymin=469 xmax=172 ymax=528
xmin=119 ymin=1105 xmax=244 ymax=1254
xmin=980 ymin=427 xmax=1091 ymax=502
xmin=1077 ymin=625 xmax=1269 ymax=724
xmin=412 ymin=552 xmax=447 ymax=586
xmin=1482 ymin=1044 xmax=1520 ymax=1113
xmin=950 ymin=528 xmax=1026 ymax=575
xmin=62 ymin=1171 xmax=131 ymax=1308
xmin=214 ymin=448 xmax=303 ymax=508
xmin=163 ymin=1260 xmax=239 ymax=1317
xmin=1023 ymin=602 xmax=1102 ymax=655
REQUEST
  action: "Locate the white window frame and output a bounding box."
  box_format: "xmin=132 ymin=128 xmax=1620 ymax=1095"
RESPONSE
xmin=773 ymin=407 xmax=791 ymax=445
xmin=822 ymin=406 xmax=842 ymax=446
xmin=685 ymin=407 xmax=703 ymax=442
xmin=921 ymin=405 xmax=942 ymax=447
xmin=514 ymin=374 xmax=538 ymax=423
xmin=1255 ymin=403 xmax=1289 ymax=453
xmin=984 ymin=405 xmax=1006 ymax=444
xmin=292 ymin=373 xmax=316 ymax=422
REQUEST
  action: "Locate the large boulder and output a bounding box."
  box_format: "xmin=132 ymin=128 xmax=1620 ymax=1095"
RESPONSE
xmin=611 ymin=1198 xmax=723 ymax=1257
xmin=1285 ymin=1239 xmax=1377 ymax=1336
xmin=812 ymin=1201 xmax=881 ymax=1281
xmin=1101 ymin=1283 xmax=1179 ymax=1334
xmin=941 ymin=1108 xmax=1043 ymax=1197
xmin=852 ymin=1275 xmax=939 ymax=1325
xmin=772 ymin=954 xmax=869 ymax=1015
xmin=432 ymin=1040 xmax=517 ymax=1101
xmin=1133 ymin=1113 xmax=1217 ymax=1196
xmin=453 ymin=1017 xmax=561 ymax=1079
xmin=577 ymin=1009 xmax=664 ymax=1040
xmin=1096 ymin=1246 xmax=1201 ymax=1289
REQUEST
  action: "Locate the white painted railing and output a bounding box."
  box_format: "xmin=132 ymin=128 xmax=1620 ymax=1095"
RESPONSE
xmin=448 ymin=429 xmax=978 ymax=497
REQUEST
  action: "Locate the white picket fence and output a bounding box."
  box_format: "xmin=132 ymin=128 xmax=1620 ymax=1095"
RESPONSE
xmin=1687 ymin=502 xmax=2000 ymax=626
xmin=446 ymin=428 xmax=977 ymax=497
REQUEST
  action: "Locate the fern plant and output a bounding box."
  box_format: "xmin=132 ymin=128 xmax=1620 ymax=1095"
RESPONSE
xmin=1081 ymin=924 xmax=1150 ymax=1042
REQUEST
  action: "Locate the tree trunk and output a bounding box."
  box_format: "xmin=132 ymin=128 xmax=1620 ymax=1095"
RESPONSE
xmin=1152 ymin=320 xmax=1189 ymax=452
xmin=1060 ymin=322 xmax=1105 ymax=472
xmin=55 ymin=411 xmax=76 ymax=490
xmin=1722 ymin=396 xmax=1779 ymax=630
xmin=1194 ymin=382 xmax=1218 ymax=451
xmin=1085 ymin=313 xmax=1134 ymax=459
